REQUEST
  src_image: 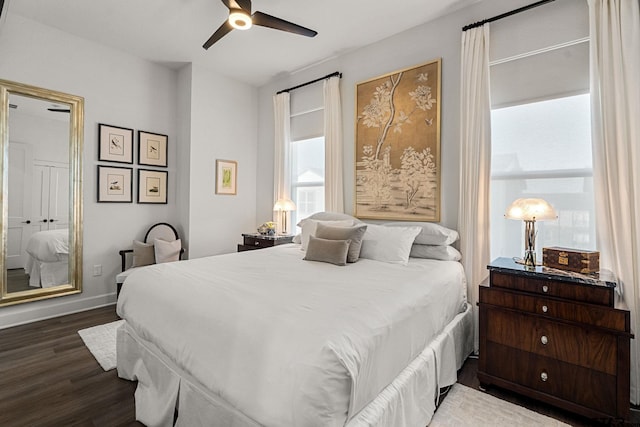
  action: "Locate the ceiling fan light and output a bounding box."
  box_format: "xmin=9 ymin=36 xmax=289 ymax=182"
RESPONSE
xmin=229 ymin=9 xmax=252 ymax=30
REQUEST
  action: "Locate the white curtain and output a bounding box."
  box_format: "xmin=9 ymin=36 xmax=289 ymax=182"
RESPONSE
xmin=323 ymin=76 xmax=344 ymax=213
xmin=273 ymin=92 xmax=292 ymax=228
xmin=588 ymin=0 xmax=640 ymax=404
xmin=458 ymin=24 xmax=492 ymax=351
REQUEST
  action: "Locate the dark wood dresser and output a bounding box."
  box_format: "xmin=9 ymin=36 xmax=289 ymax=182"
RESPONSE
xmin=478 ymin=257 xmax=633 ymax=422
xmin=237 ymin=233 xmax=294 ymax=252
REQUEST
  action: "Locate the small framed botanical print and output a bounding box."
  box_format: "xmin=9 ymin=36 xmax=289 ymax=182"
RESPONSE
xmin=98 ymin=123 xmax=133 ymax=164
xmin=97 ymin=165 xmax=133 ymax=202
xmin=215 ymin=159 xmax=237 ymax=195
xmin=138 ymin=169 xmax=167 ymax=204
xmin=138 ymin=130 xmax=168 ymax=167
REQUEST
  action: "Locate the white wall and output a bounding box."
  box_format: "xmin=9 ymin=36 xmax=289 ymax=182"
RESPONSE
xmin=0 ymin=14 xmax=180 ymax=327
xmin=183 ymin=64 xmax=258 ymax=258
xmin=256 ymin=0 xmax=536 ymax=230
xmin=9 ymin=110 xmax=69 ymax=164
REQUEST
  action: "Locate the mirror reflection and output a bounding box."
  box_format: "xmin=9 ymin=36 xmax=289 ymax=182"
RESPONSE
xmin=0 ymin=79 xmax=83 ymax=307
xmin=7 ymin=94 xmax=70 ymax=293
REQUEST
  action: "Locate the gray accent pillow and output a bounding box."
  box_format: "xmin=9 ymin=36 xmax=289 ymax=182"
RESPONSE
xmin=315 ymin=222 xmax=368 ymax=263
xmin=132 ymin=240 xmax=155 ymax=267
xmin=303 ymin=235 xmax=351 ymax=266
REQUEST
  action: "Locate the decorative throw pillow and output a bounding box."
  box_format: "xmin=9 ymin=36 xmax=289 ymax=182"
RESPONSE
xmin=154 ymin=238 xmax=182 ymax=263
xmin=315 ymin=222 xmax=368 ymax=263
xmin=383 ymin=222 xmax=459 ymax=245
xmin=360 ymin=224 xmax=421 ymax=265
xmin=132 ymin=240 xmax=155 ymax=267
xmin=300 ymin=219 xmax=354 ymax=251
xmin=409 ymin=244 xmax=462 ymax=261
xmin=303 ymin=235 xmax=351 ymax=266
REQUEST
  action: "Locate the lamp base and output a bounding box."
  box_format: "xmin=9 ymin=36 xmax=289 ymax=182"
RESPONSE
xmin=523 ymin=250 xmax=536 ymax=267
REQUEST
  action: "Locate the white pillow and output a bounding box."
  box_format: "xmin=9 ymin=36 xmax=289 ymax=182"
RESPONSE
xmin=300 ymin=219 xmax=353 ymax=251
xmin=298 ymin=211 xmax=361 ymax=226
xmin=154 ymin=238 xmax=181 ymax=263
xmin=410 ymin=244 xmax=462 ymax=261
xmin=383 ymin=222 xmax=459 ymax=245
xmin=360 ymin=224 xmax=421 ymax=265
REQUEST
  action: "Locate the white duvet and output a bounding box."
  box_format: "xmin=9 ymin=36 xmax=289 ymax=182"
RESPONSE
xmin=25 ymin=229 xmax=69 ymax=262
xmin=117 ymin=244 xmax=466 ymax=427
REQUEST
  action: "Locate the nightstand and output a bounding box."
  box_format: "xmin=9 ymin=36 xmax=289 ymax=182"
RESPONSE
xmin=478 ymin=257 xmax=632 ymax=422
xmin=237 ymin=233 xmax=294 ymax=252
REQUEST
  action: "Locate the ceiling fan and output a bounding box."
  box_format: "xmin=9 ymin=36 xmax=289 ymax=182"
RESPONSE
xmin=47 ymin=107 xmax=70 ymax=113
xmin=203 ymin=0 xmax=317 ymax=50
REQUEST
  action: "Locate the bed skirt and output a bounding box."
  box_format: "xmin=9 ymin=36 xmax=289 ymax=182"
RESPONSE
xmin=117 ymin=302 xmax=474 ymax=427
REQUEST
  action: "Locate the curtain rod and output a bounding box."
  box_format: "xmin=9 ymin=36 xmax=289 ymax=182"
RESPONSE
xmin=462 ymin=0 xmax=555 ymax=32
xmin=276 ymin=71 xmax=342 ymax=95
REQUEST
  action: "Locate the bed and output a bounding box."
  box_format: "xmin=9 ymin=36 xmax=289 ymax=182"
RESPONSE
xmin=24 ymin=228 xmax=69 ymax=288
xmin=117 ymin=242 xmax=473 ymax=427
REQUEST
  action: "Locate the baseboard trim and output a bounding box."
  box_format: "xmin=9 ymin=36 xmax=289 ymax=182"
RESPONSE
xmin=0 ymin=293 xmax=117 ymax=330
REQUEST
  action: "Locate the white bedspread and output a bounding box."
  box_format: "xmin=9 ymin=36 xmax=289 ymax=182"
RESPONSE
xmin=25 ymin=229 xmax=69 ymax=262
xmin=117 ymin=244 xmax=467 ymax=427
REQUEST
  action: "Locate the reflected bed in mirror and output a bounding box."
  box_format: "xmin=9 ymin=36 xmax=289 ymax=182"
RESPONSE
xmin=0 ymin=79 xmax=83 ymax=307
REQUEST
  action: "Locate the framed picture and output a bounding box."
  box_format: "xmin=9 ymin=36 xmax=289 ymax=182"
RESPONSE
xmin=138 ymin=169 xmax=167 ymax=204
xmin=138 ymin=130 xmax=168 ymax=167
xmin=97 ymin=165 xmax=133 ymax=203
xmin=215 ymin=159 xmax=237 ymax=195
xmin=98 ymin=123 xmax=133 ymax=164
xmin=355 ymin=59 xmax=442 ymax=222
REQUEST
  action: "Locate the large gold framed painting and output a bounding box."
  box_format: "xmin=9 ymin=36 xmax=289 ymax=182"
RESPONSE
xmin=355 ymin=59 xmax=441 ymax=221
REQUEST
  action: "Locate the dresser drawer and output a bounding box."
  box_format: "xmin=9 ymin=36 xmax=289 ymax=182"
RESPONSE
xmin=484 ymin=342 xmax=617 ymax=416
xmin=480 ymin=287 xmax=629 ymax=332
xmin=243 ymin=235 xmax=275 ymax=248
xmin=485 ymin=307 xmax=617 ymax=374
xmin=491 ymin=271 xmax=613 ymax=306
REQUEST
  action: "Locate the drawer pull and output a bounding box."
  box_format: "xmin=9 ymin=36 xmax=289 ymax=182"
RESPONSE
xmin=542 ymin=285 xmax=549 ymax=293
xmin=542 ymin=305 xmax=548 ymax=313
xmin=541 ymin=335 xmax=548 ymax=345
xmin=541 ymin=372 xmax=548 ymax=382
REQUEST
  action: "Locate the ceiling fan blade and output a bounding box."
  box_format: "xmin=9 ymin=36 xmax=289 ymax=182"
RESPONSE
xmin=48 ymin=108 xmax=70 ymax=113
xmin=252 ymin=11 xmax=317 ymax=38
xmin=221 ymin=0 xmax=251 ymax=13
xmin=203 ymin=21 xmax=234 ymax=50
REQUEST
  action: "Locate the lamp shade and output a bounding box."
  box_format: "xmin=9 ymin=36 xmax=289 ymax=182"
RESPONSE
xmin=273 ymin=198 xmax=296 ymax=212
xmin=505 ymin=198 xmax=557 ymax=221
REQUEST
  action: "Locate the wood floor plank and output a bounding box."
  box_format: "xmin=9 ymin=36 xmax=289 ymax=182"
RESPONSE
xmin=0 ymin=305 xmax=140 ymax=427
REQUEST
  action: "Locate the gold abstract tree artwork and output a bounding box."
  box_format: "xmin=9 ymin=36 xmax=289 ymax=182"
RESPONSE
xmin=355 ymin=59 xmax=441 ymax=221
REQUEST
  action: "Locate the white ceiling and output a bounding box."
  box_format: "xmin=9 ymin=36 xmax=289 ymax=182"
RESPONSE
xmin=7 ymin=0 xmax=478 ymax=87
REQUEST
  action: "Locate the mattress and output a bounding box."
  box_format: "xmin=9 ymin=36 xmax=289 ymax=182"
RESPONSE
xmin=117 ymin=244 xmax=467 ymax=426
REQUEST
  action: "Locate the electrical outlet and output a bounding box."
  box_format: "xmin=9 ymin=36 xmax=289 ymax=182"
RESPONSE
xmin=93 ymin=264 xmax=102 ymax=276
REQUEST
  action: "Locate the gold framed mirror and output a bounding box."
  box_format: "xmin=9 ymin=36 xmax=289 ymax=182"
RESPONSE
xmin=0 ymin=79 xmax=83 ymax=306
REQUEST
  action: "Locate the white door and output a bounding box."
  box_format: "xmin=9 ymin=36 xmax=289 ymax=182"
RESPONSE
xmin=32 ymin=164 xmax=52 ymax=232
xmin=7 ymin=143 xmax=34 ymax=269
xmin=47 ymin=166 xmax=69 ymax=230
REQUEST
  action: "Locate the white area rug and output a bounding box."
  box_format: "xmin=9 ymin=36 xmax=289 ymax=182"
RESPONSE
xmin=430 ymin=384 xmax=570 ymax=426
xmin=78 ymin=320 xmax=124 ymax=371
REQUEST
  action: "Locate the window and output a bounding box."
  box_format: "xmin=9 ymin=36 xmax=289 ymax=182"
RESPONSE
xmin=490 ymin=93 xmax=596 ymax=261
xmin=290 ymin=136 xmax=324 ymax=227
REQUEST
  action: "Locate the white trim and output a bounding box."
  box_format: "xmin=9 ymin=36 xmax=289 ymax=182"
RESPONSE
xmin=290 ymin=107 xmax=323 ymax=118
xmin=490 ymin=37 xmax=590 ymax=66
xmin=0 ymin=293 xmax=117 ymax=330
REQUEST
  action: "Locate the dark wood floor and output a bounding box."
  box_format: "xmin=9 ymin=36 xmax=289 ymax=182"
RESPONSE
xmin=0 ymin=305 xmax=141 ymax=427
xmin=1 ymin=305 xmax=638 ymax=426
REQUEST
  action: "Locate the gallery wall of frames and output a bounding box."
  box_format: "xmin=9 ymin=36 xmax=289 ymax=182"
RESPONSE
xmin=96 ymin=123 xmax=168 ymax=204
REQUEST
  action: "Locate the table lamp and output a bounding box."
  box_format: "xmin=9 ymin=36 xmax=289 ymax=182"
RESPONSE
xmin=505 ymin=198 xmax=557 ymax=267
xmin=273 ymin=198 xmax=296 ymax=235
